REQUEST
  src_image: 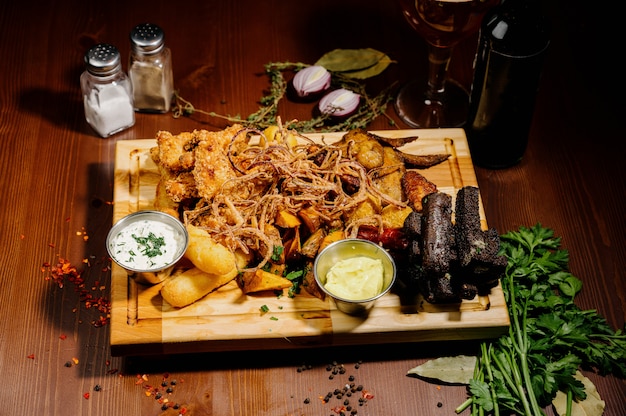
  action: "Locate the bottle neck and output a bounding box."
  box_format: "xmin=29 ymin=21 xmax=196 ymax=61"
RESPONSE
xmin=483 ymin=0 xmax=550 ymax=56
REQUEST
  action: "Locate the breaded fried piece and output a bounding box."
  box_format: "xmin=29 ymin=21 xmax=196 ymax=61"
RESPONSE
xmin=165 ymin=172 xmax=198 ymax=202
xmin=372 ymin=146 xmax=406 ymax=203
xmin=337 ymin=129 xmax=384 ymax=169
xmin=153 ymin=130 xmax=201 ymax=172
xmin=154 ymin=178 xmax=180 ymax=218
xmin=401 ymin=170 xmax=438 ymax=212
xmin=192 ymin=125 xmax=242 ymax=201
xmin=195 ymin=124 xmax=243 ymax=149
xmin=154 ymin=164 xmax=198 ymax=203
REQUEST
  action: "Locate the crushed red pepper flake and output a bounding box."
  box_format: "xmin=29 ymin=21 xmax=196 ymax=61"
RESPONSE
xmin=27 ymin=354 xmax=35 ymax=359
xmin=40 ymin=229 xmax=194 ymax=408
xmin=76 ymin=227 xmax=90 ymax=242
xmin=41 ymin=255 xmax=111 ymax=327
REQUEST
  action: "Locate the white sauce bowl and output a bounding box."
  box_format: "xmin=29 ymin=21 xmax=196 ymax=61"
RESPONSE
xmin=106 ymin=210 xmax=189 ymax=285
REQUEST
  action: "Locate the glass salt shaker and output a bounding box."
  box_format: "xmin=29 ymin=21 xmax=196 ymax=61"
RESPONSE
xmin=80 ymin=44 xmax=135 ymax=138
xmin=129 ymin=23 xmax=174 ymax=113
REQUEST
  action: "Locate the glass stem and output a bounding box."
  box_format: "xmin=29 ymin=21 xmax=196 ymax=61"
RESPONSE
xmin=425 ymin=44 xmax=453 ymax=101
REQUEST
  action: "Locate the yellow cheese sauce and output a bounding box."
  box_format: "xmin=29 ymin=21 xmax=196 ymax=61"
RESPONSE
xmin=324 ymin=256 xmax=384 ymax=300
xmin=109 ymin=219 xmax=183 ymax=271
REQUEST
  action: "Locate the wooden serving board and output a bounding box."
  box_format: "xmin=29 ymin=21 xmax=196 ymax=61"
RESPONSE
xmin=109 ymin=128 xmax=510 ymax=356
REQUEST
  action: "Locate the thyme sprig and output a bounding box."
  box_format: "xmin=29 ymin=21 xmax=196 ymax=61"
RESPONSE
xmin=172 ymin=61 xmax=395 ymax=133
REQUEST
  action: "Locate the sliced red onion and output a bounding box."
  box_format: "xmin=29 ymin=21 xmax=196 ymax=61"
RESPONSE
xmin=318 ymin=88 xmax=360 ymax=117
xmin=292 ymin=65 xmax=331 ymax=98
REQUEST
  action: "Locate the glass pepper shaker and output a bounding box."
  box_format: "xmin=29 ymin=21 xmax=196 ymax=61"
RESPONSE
xmin=80 ymin=43 xmax=135 ymax=138
xmin=129 ymin=23 xmax=174 ymax=113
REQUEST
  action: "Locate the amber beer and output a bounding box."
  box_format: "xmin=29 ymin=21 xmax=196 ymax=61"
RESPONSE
xmin=398 ymin=0 xmax=500 ymax=47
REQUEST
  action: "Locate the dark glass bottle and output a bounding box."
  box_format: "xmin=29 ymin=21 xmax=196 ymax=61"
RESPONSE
xmin=465 ymin=0 xmax=550 ymax=168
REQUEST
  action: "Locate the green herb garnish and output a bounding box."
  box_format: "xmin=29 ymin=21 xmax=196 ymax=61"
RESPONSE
xmin=131 ymin=232 xmax=166 ymax=258
xmin=270 ymin=245 xmax=284 ymax=262
xmin=456 ymin=224 xmax=626 ymax=416
xmin=285 ymin=270 xmax=303 ymax=281
xmin=171 ymin=49 xmax=397 ymax=133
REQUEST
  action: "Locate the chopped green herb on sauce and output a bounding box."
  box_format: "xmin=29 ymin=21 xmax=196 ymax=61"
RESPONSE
xmin=109 ymin=219 xmax=184 ymax=271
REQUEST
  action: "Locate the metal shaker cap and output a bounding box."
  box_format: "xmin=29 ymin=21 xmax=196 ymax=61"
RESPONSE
xmin=84 ymin=43 xmax=122 ymax=76
xmin=130 ymin=23 xmax=165 ymax=54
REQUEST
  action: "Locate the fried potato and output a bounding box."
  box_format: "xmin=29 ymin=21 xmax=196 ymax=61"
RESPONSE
xmin=160 ymin=266 xmax=238 ymax=308
xmin=319 ymin=229 xmax=345 ymax=252
xmin=381 ymin=205 xmax=414 ymax=229
xmin=185 ymin=224 xmax=237 ymax=275
xmin=239 ymin=269 xmax=292 ymax=294
xmin=302 ymin=264 xmax=326 ymax=300
xmin=345 ymin=196 xmax=380 ymax=224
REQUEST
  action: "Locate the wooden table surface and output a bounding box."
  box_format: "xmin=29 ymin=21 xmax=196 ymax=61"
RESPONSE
xmin=1 ymin=0 xmax=623 ymax=415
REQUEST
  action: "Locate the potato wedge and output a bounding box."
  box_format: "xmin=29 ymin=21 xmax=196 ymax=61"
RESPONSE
xmin=319 ymin=229 xmax=345 ymax=252
xmin=275 ymin=210 xmax=301 ymax=228
xmin=240 ymin=269 xmax=292 ymax=294
xmin=381 ymin=205 xmax=413 ymax=229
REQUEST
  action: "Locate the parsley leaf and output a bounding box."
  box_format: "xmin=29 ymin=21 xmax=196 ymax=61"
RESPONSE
xmin=457 ymin=224 xmax=626 ymax=416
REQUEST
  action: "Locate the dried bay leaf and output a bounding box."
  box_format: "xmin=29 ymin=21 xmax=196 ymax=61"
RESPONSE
xmin=340 ymin=56 xmax=395 ymax=79
xmin=407 ymin=355 xmax=477 ymax=385
xmin=552 ymin=371 xmax=605 ymax=416
xmin=315 ymin=48 xmax=392 ymax=77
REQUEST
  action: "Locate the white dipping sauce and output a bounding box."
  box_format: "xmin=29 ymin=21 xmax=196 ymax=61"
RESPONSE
xmin=324 ymin=256 xmax=384 ymax=300
xmin=109 ymin=219 xmax=183 ymax=271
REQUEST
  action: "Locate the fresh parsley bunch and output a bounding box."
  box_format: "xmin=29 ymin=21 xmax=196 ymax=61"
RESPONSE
xmin=457 ymin=224 xmax=626 ymax=416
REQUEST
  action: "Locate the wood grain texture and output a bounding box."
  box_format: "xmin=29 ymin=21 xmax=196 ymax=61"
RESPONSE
xmin=0 ymin=0 xmax=624 ymax=415
xmin=110 ymin=130 xmax=510 ymax=355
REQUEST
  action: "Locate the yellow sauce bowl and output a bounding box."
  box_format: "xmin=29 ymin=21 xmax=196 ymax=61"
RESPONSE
xmin=314 ymin=238 xmax=396 ymax=316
